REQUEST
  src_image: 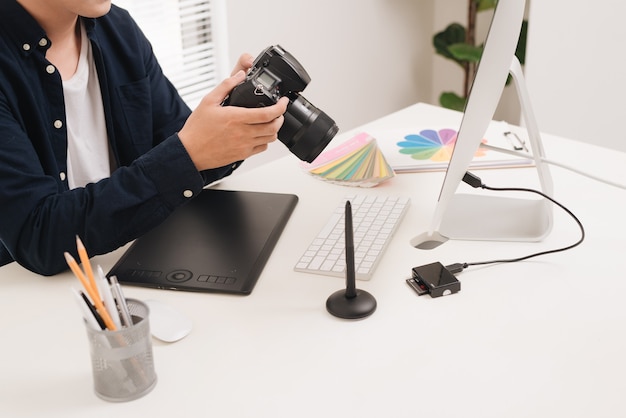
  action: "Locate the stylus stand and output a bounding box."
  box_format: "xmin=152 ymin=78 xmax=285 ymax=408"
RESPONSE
xmin=326 ymin=289 xmax=377 ymax=320
xmin=439 ymin=193 xmax=553 ymax=241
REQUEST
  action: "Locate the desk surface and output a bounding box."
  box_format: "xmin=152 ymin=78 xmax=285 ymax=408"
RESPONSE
xmin=2 ymin=103 xmax=626 ymax=418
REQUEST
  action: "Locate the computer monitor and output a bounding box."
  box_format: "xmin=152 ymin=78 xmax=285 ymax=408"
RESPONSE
xmin=411 ymin=0 xmax=554 ymax=250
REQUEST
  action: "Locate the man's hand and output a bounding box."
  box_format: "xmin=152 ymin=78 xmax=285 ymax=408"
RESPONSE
xmin=231 ymin=53 xmax=254 ymax=76
xmin=178 ymin=70 xmax=289 ymax=171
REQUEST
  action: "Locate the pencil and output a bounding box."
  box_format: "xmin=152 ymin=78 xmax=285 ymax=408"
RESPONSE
xmin=64 ymin=252 xmax=117 ymax=331
xmin=75 ymin=235 xmax=100 ymax=302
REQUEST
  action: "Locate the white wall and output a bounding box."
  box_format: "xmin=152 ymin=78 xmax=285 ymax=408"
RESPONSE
xmin=222 ymin=0 xmax=531 ymax=170
xmin=525 ymin=0 xmax=626 ymax=151
xmin=224 ymin=0 xmax=435 ymax=165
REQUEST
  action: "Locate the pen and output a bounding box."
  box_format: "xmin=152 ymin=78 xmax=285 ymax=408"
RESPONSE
xmin=79 ymin=290 xmax=106 ymax=330
xmin=96 ymin=265 xmax=122 ymax=329
xmin=109 ymin=275 xmax=132 ymax=327
xmin=70 ymin=287 xmax=103 ymax=330
xmin=64 ymin=252 xmax=118 ymax=331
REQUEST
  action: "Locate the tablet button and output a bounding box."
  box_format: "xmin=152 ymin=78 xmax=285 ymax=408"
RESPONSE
xmin=166 ymin=270 xmax=193 ymax=283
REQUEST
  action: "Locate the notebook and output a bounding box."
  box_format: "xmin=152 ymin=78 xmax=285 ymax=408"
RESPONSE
xmin=107 ymin=189 xmax=298 ymax=295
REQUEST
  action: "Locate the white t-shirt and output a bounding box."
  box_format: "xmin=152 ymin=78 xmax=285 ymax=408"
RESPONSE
xmin=63 ymin=23 xmax=111 ymax=189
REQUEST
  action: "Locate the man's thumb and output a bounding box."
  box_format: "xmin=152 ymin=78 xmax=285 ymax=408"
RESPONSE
xmin=209 ymin=70 xmax=246 ymax=105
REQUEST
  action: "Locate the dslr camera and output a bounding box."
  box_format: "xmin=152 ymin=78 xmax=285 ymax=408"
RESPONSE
xmin=224 ymin=45 xmax=338 ymax=162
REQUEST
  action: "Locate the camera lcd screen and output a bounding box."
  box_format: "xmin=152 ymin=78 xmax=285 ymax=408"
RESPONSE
xmin=258 ymin=71 xmax=276 ymax=89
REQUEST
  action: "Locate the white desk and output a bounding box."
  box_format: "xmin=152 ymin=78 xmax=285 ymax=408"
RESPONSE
xmin=2 ymin=103 xmax=626 ymax=418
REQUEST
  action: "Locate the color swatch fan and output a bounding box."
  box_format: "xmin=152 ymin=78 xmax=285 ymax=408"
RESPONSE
xmin=302 ymin=132 xmax=395 ymax=187
xmin=375 ymin=123 xmax=533 ymax=172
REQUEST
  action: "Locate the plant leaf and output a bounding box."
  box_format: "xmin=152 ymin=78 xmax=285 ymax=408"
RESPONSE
xmin=515 ymin=20 xmax=528 ymax=65
xmin=448 ymin=43 xmax=483 ymax=63
xmin=433 ymin=23 xmax=466 ymax=61
xmin=439 ymin=92 xmax=467 ymax=112
xmin=477 ymin=0 xmax=497 ymax=12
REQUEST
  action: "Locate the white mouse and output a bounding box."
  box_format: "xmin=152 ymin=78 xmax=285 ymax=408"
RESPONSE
xmin=145 ymin=299 xmax=193 ymax=342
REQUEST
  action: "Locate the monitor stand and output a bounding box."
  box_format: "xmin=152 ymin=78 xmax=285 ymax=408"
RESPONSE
xmin=414 ymin=57 xmax=554 ymax=249
xmin=439 ymin=193 xmax=552 ymax=241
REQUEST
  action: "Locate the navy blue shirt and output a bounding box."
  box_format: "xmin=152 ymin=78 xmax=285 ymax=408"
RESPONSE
xmin=0 ymin=2 xmax=239 ymax=275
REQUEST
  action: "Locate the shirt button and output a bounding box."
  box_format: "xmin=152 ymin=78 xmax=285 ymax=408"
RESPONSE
xmin=38 ymin=38 xmax=48 ymax=47
xmin=22 ymin=43 xmax=31 ymax=51
xmin=53 ymin=120 xmax=63 ymax=129
xmin=183 ymin=190 xmax=193 ymax=198
xmin=46 ymin=64 xmax=56 ymax=74
xmin=59 ymin=172 xmax=66 ymax=181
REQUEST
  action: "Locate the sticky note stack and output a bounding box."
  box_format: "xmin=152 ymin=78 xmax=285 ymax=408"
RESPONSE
xmin=302 ymin=132 xmax=395 ymax=187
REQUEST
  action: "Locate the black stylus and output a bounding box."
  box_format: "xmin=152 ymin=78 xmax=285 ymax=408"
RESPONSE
xmin=344 ymin=200 xmax=357 ymax=299
xmin=325 ymin=200 xmax=376 ymax=319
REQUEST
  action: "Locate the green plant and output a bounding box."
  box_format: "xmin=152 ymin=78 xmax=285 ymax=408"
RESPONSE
xmin=433 ymin=0 xmax=528 ymax=111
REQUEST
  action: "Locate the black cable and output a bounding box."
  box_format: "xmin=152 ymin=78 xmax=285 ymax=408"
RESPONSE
xmin=448 ymin=172 xmax=586 ymax=273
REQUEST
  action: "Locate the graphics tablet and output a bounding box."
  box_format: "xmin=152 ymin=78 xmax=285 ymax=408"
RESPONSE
xmin=107 ymin=189 xmax=298 ymax=295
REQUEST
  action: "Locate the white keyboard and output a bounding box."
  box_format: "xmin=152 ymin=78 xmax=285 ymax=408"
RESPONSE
xmin=295 ymin=194 xmax=410 ymax=280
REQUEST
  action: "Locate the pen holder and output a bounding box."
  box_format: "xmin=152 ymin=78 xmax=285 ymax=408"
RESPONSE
xmin=84 ymin=298 xmax=157 ymax=402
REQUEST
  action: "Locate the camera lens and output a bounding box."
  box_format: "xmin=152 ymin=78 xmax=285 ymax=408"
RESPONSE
xmin=279 ymin=95 xmax=338 ymax=163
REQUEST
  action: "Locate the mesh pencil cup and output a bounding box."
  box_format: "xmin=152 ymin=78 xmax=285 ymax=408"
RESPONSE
xmin=84 ymin=298 xmax=157 ymax=402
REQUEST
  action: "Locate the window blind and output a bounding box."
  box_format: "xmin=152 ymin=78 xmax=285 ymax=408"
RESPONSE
xmin=112 ymin=0 xmax=226 ymax=108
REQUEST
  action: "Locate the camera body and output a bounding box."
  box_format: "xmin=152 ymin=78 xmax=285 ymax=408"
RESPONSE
xmin=224 ymin=45 xmax=338 ymax=162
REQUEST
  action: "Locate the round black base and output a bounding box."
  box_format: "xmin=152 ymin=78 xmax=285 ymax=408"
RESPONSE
xmin=326 ymin=289 xmax=377 ymax=320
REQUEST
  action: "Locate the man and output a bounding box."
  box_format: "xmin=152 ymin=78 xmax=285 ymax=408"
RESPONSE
xmin=0 ymin=0 xmax=288 ymax=275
